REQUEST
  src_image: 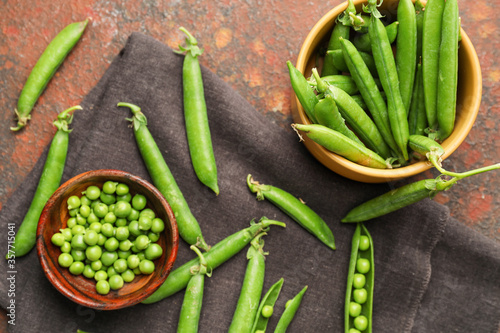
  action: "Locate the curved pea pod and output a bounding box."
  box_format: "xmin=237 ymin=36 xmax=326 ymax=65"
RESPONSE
xmin=12 ymin=19 xmax=88 ymax=131
xmin=352 ymin=21 xmax=399 ymax=53
xmin=314 ymin=94 xmax=365 ymax=147
xmin=247 ymin=174 xmax=336 ymax=250
xmin=274 ymin=285 xmax=308 ymax=333
xmin=324 ymin=84 xmax=392 ymax=159
xmin=408 ymin=63 xmax=427 ymax=136
xmin=143 ymin=217 xmax=286 ymax=303
xmin=292 ymin=123 xmax=389 ymax=170
xmin=251 ymin=278 xmax=284 ymax=333
xmin=311 ymin=74 xmax=359 ymax=95
xmin=341 ymin=178 xmax=455 ymax=223
xmin=422 ymin=0 xmax=445 ymax=130
xmin=396 ymin=0 xmax=417 ymax=114
xmin=437 ymin=0 xmax=460 ymax=141
xmin=345 ymin=223 xmax=374 ymax=333
xmin=287 ymin=60 xmax=318 ymax=123
xmin=229 ymin=233 xmax=268 ymax=333
xmin=326 ymin=49 xmax=378 ymax=78
xmin=339 ymin=38 xmax=402 ymax=161
xmin=370 ymin=16 xmax=410 ymax=161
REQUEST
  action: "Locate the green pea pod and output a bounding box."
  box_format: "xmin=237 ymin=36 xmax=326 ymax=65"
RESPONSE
xmin=369 ymin=16 xmax=410 ymax=161
xmin=408 ymin=134 xmax=444 ymax=163
xmin=396 ymin=0 xmax=417 ymax=114
xmin=175 ymin=28 xmax=219 ymax=195
xmin=287 ymin=61 xmax=319 ymax=123
xmin=274 ymin=285 xmax=308 ymax=333
xmin=352 ymin=21 xmax=399 ymax=53
xmin=251 ymin=278 xmax=284 ymax=333
xmin=422 ymin=0 xmax=445 ymax=130
xmin=247 ymin=174 xmax=336 ymax=250
xmin=408 ymin=63 xmax=427 ymax=136
xmin=345 ymin=223 xmax=374 ymax=333
xmin=143 ymin=217 xmax=286 ymax=303
xmin=415 ymin=0 xmax=425 ymax=60
xmin=342 ymin=178 xmax=452 ymax=223
xmin=177 ymin=245 xmax=211 ymax=333
xmin=229 ymin=233 xmax=268 ymax=333
xmin=313 ymin=94 xmax=365 ymax=147
xmin=293 ymin=123 xmax=389 ymax=170
xmin=118 ymin=102 xmax=210 ymax=252
xmin=324 ymin=84 xmax=392 ymax=159
xmin=12 ymin=20 xmax=88 ymax=131
xmin=326 ymin=49 xmax=378 ymax=78
xmin=437 ymin=0 xmax=460 ymax=141
xmin=339 ymin=38 xmax=402 ymax=161
xmin=310 ymin=74 xmax=359 ymax=95
xmin=8 ymin=106 xmax=81 ymax=258
xmin=322 ymin=22 xmax=350 ymax=76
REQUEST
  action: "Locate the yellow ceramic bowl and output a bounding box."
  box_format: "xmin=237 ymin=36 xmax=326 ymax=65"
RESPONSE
xmin=291 ymin=0 xmax=482 ymax=183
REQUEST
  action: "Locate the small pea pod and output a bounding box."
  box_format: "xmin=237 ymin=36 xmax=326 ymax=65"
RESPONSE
xmin=175 ymin=27 xmax=219 ymax=195
xmin=352 ymin=21 xmax=399 ymax=53
xmin=408 ymin=134 xmax=444 ymax=168
xmin=274 ymin=285 xmax=308 ymax=333
xmin=370 ymin=16 xmax=410 ymax=161
xmin=247 ymin=174 xmax=336 ymax=250
xmin=177 ymin=245 xmax=211 ymax=333
xmin=322 ymin=18 xmax=351 ymax=76
xmin=321 ymin=82 xmax=392 ymax=159
xmin=8 ymin=105 xmax=81 ymax=258
xmin=396 ymin=0 xmax=417 ymax=114
xmin=143 ymin=217 xmax=286 ymax=303
xmin=12 ymin=19 xmax=88 ymax=131
xmin=287 ymin=61 xmax=318 ymax=123
xmin=251 ymin=278 xmax=284 ymax=333
xmin=437 ymin=0 xmax=460 ymax=141
xmin=339 ymin=38 xmax=402 ymax=162
xmin=326 ymin=49 xmax=378 ymax=78
xmin=422 ymin=0 xmax=445 ymax=130
xmin=118 ymin=102 xmax=210 ymax=252
xmin=229 ymin=233 xmax=268 ymax=333
xmin=408 ymin=62 xmax=427 ymax=136
xmin=313 ymin=94 xmax=365 ymax=147
xmin=292 ymin=123 xmax=389 ymax=170
xmin=342 ymin=162 xmax=499 ymax=223
xmin=345 ymin=223 xmax=374 ymax=333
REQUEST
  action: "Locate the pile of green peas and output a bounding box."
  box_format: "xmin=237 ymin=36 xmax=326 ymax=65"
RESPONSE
xmin=51 ymin=181 xmax=165 ymax=295
xmin=348 ymin=234 xmax=371 ymax=333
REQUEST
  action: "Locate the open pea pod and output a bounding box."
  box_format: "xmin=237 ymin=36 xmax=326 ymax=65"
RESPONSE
xmin=251 ymin=278 xmax=284 ymax=333
xmin=345 ymin=223 xmax=374 ymax=333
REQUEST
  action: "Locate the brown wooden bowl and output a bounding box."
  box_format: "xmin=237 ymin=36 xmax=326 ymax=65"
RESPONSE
xmin=36 ymin=169 xmax=179 ymax=310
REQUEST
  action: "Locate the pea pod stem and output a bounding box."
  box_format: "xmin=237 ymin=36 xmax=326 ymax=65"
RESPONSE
xmin=247 ymin=174 xmax=336 ymax=250
xmin=175 ymin=27 xmax=219 ymax=195
xmin=11 ymin=19 xmax=88 ymax=131
xmin=229 ymin=233 xmax=268 ymax=333
xmin=177 ymin=245 xmax=211 ymax=333
xmin=143 ymin=217 xmax=285 ymax=303
xmin=8 ymin=105 xmax=81 ymax=258
xmin=118 ymin=102 xmax=210 ymax=251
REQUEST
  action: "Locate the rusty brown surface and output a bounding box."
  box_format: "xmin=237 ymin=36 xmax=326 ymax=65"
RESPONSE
xmin=0 ymin=0 xmax=498 ymax=242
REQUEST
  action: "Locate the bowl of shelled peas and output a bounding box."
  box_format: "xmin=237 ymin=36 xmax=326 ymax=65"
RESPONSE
xmin=36 ymin=169 xmax=179 ymax=310
xmin=289 ymin=0 xmax=482 ymax=183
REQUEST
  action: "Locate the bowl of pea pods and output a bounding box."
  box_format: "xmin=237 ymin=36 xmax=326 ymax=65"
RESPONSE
xmin=36 ymin=169 xmax=179 ymax=310
xmin=289 ymin=0 xmax=481 ymax=183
